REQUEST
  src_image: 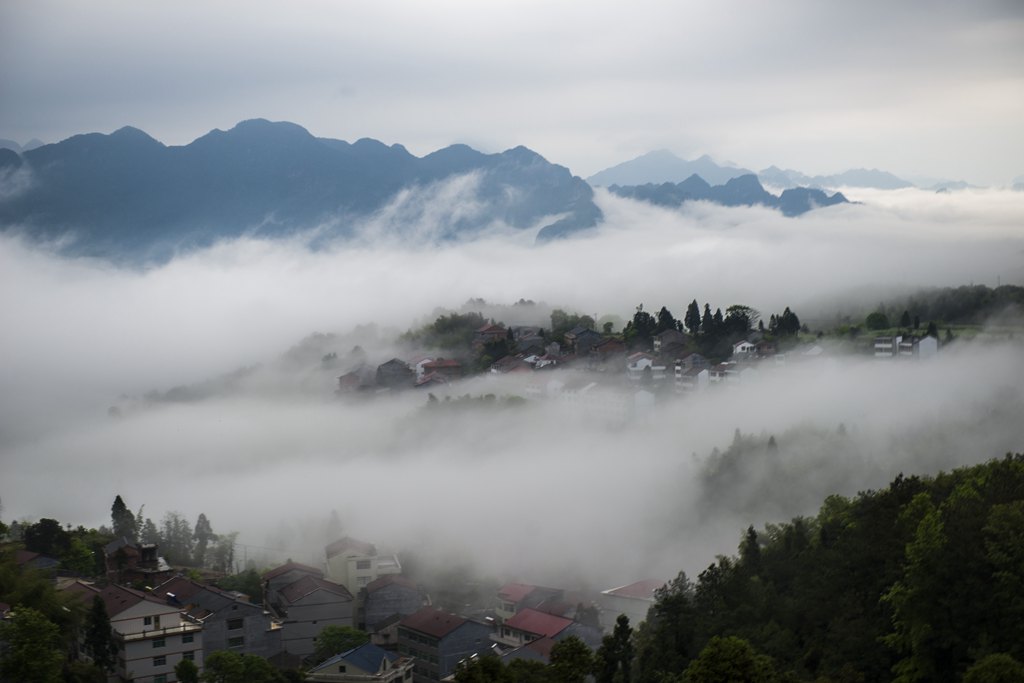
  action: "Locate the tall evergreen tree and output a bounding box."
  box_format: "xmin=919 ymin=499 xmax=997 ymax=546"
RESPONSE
xmin=594 ymin=614 xmax=633 ymax=683
xmin=685 ymin=299 xmax=702 ymax=336
xmin=110 ymin=495 xmax=135 ymax=541
xmin=193 ymin=513 xmax=215 ymax=568
xmin=84 ymin=596 xmax=117 ymax=674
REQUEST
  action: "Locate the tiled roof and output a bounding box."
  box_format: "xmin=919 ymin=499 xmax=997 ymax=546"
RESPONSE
xmin=325 ymin=536 xmax=377 ymax=559
xmin=365 ymin=574 xmax=418 ymax=593
xmin=602 ymin=579 xmax=665 ymax=600
xmin=279 ymin=575 xmax=353 ymax=604
xmin=505 ymin=608 xmax=572 ymax=638
xmin=399 ymin=607 xmax=468 ymax=639
xmin=262 ymin=561 xmax=324 ymax=581
xmin=497 ymin=582 xmax=535 ymax=604
xmin=312 ymin=643 xmax=399 ymax=676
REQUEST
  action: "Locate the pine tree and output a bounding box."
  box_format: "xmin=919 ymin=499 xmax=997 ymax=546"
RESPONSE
xmin=110 ymin=495 xmax=135 ymax=541
xmin=84 ymin=596 xmax=117 ymax=674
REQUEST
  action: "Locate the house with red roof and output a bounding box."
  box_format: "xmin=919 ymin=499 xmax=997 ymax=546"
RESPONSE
xmin=397 ymin=607 xmax=493 ymax=683
xmin=495 ymin=583 xmax=563 ymax=622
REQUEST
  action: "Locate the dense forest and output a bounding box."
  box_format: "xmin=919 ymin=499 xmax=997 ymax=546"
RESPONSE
xmin=452 ymin=454 xmax=1024 ymax=683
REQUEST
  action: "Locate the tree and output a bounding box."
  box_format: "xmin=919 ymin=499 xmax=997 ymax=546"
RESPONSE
xmin=313 ymin=625 xmax=369 ymax=664
xmin=683 ymin=636 xmax=778 ymax=683
xmin=0 ymin=607 xmax=65 ymax=683
xmin=23 ymin=518 xmax=72 ymax=557
xmin=701 ymin=303 xmax=714 ymax=336
xmin=594 ymin=614 xmax=633 ymax=683
xmin=963 ymin=654 xmax=1024 ymax=683
xmin=62 ymin=537 xmax=96 ymax=576
xmin=656 ymin=306 xmax=679 ymax=334
xmin=685 ymin=299 xmax=702 ymax=336
xmin=83 ymin=595 xmax=117 ymax=674
xmin=926 ymin=321 xmax=938 ymax=338
xmin=549 ymin=635 xmax=593 ymax=683
xmin=865 ymin=311 xmax=890 ymax=331
xmin=161 ymin=511 xmax=193 ymax=565
xmin=193 ymin=513 xmax=215 ymax=568
xmin=176 ymin=658 xmax=201 ymax=683
xmin=900 ymin=310 xmax=912 ymax=329
xmin=454 ymin=655 xmax=511 ymax=683
xmin=110 ymin=495 xmax=135 ymax=540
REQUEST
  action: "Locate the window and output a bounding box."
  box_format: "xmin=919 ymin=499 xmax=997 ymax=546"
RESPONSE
xmin=228 ymin=636 xmax=245 ymax=648
xmin=227 ymin=618 xmax=244 ymax=630
xmin=153 ymin=655 xmax=166 ymax=666
xmin=356 ymin=559 xmax=371 ymax=570
xmin=154 ymin=676 xmax=167 ymax=683
xmin=357 ymin=576 xmax=370 ymax=586
xmin=182 ymin=634 xmax=194 ymax=644
xmin=337 ymin=665 xmax=347 ymax=673
xmin=152 ymin=638 xmax=165 ymax=648
xmin=183 ymin=651 xmax=195 ymax=661
xmin=144 ymin=616 xmax=153 ymax=626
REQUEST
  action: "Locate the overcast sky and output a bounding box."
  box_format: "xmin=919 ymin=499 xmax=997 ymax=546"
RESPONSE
xmin=2 ymin=0 xmax=1022 ymax=185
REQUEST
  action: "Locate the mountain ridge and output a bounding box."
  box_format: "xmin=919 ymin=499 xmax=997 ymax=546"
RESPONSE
xmin=0 ymin=119 xmax=602 ymax=260
xmin=608 ymin=173 xmax=849 ymax=216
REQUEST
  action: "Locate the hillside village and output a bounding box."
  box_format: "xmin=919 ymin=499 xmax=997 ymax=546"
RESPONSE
xmin=2 ymin=286 xmax=1017 ymax=682
xmin=332 ymin=300 xmax=945 ymax=419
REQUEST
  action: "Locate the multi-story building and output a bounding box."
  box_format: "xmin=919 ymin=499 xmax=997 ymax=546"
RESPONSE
xmin=151 ymin=575 xmax=281 ymax=658
xmin=397 ymin=607 xmax=492 ymax=683
xmin=65 ymin=580 xmax=204 ymax=683
xmin=325 ymin=537 xmax=402 ymax=595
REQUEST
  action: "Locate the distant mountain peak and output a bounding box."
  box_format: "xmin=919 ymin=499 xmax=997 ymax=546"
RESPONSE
xmin=608 ymin=173 xmax=848 ymax=216
xmin=588 ymin=151 xmax=753 ymax=187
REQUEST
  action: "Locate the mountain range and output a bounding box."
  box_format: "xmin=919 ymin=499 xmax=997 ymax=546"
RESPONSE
xmin=587 ymin=149 xmax=969 ymax=191
xmin=0 ymin=119 xmax=601 ymax=259
xmin=607 ymin=174 xmax=849 ymax=217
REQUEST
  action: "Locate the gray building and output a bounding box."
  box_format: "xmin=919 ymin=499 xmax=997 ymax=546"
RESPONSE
xmin=398 ymin=607 xmax=493 ymax=683
xmin=151 ymin=575 xmax=282 ymax=658
xmin=362 ymin=575 xmax=428 ymax=633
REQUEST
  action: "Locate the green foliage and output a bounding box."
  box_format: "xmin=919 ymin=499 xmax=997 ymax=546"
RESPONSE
xmin=313 ymin=625 xmax=370 ymax=664
xmin=176 ymin=658 xmax=201 ymax=683
xmin=83 ymin=595 xmax=117 ymax=673
xmin=216 ymin=568 xmax=264 ymax=605
xmin=623 ymin=304 xmax=657 ymax=351
xmin=635 ymin=453 xmax=1024 ymax=683
xmin=549 ymin=635 xmax=593 ymax=683
xmin=0 ymin=607 xmax=65 ymax=683
xmin=62 ymin=537 xmax=96 ymax=576
xmin=23 ymin=518 xmax=71 ymax=557
xmin=685 ymin=299 xmax=702 ymax=336
xmin=963 ymin=653 xmax=1024 ymax=683
xmin=865 ymin=311 xmax=890 ymax=331
xmin=404 ymin=311 xmax=488 ymax=351
xmin=202 ymin=649 xmax=289 ymax=683
xmin=110 ymin=495 xmax=135 ymax=540
xmin=454 ymin=655 xmax=511 ymax=683
xmin=683 ymin=636 xmax=778 ymax=683
xmin=594 ymin=614 xmax=633 ymax=683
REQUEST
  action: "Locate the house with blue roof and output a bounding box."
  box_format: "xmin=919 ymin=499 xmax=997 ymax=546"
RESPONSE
xmin=307 ymin=642 xmax=415 ymax=682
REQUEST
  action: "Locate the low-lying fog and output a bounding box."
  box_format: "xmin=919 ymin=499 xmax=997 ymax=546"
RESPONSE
xmin=2 ymin=186 xmax=1023 ymax=588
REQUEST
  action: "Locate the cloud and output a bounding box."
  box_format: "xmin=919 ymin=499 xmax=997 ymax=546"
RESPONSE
xmin=1 ymin=187 xmax=1023 ymax=586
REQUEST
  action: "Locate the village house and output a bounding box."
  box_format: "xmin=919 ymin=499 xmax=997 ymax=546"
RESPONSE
xmin=732 ymin=339 xmax=756 ymax=358
xmin=495 ymin=583 xmax=564 ymax=622
xmin=376 ymin=359 xmax=414 ymax=389
xmin=473 ymin=323 xmax=508 ymax=346
xmin=325 ymin=536 xmax=402 ymax=596
xmin=306 ymin=642 xmax=415 ymax=683
xmin=397 ymin=607 xmax=493 ymax=683
xmin=151 ymin=575 xmax=281 ymax=658
xmin=563 ymin=326 xmax=603 ymax=355
xmin=597 ymin=579 xmax=665 ymax=632
xmin=873 ymin=335 xmax=903 ymax=358
xmin=361 ymin=574 xmax=429 ymax=636
xmin=64 ymin=580 xmax=204 ymax=683
xmin=271 ymin=573 xmax=355 ymax=657
xmin=104 ymin=537 xmax=174 ymax=586
xmin=419 ymin=359 xmax=462 ymax=381
xmin=626 ymin=352 xmax=667 ymax=381
xmin=653 ymin=329 xmax=687 ymax=355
